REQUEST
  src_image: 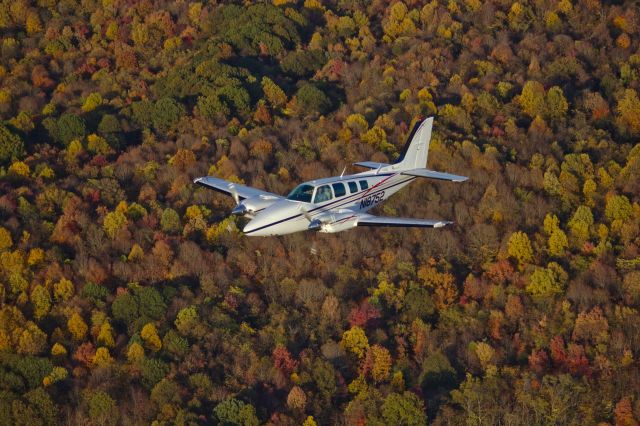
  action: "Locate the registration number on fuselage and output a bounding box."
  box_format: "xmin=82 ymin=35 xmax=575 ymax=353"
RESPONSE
xmin=360 ymin=191 xmax=385 ymax=209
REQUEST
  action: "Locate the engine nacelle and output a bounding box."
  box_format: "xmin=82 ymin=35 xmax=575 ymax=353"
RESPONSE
xmin=237 ymin=195 xmax=280 ymax=217
xmin=312 ymin=211 xmax=358 ymax=233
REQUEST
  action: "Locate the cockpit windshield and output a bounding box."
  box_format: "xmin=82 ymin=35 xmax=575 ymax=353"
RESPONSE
xmin=286 ymin=184 xmax=315 ymax=202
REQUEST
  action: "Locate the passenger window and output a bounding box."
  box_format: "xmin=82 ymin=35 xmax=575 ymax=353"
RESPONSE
xmin=332 ymin=183 xmax=346 ymax=197
xmin=348 ymin=182 xmax=358 ymax=193
xmin=313 ymin=185 xmax=333 ymax=203
xmin=359 ymin=180 xmax=369 ymax=190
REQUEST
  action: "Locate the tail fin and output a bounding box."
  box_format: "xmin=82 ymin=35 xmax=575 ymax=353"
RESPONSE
xmin=395 ymin=117 xmax=433 ymax=170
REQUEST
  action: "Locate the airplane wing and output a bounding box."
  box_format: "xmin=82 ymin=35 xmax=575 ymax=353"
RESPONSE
xmin=353 ymin=161 xmax=390 ymax=169
xmin=193 ymin=176 xmax=281 ymax=200
xmin=355 ymin=213 xmax=452 ymax=228
xmin=401 ymin=168 xmax=468 ymax=182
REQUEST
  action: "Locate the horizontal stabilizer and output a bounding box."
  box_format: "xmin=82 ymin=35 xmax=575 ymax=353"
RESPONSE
xmin=402 ymin=168 xmax=468 ymax=182
xmin=353 ymin=161 xmax=390 ymax=170
xmin=356 ymin=214 xmax=452 ymax=228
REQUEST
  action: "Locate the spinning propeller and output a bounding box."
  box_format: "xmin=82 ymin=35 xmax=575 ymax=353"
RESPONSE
xmin=299 ymin=205 xmax=323 ymax=231
xmin=229 ymin=184 xmax=247 ymax=215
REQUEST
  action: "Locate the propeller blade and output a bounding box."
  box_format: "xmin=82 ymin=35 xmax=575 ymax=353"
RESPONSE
xmin=298 ymin=205 xmax=313 ymax=222
xmin=228 ymin=183 xmax=240 ymax=205
xmin=299 ymin=205 xmax=323 ymax=231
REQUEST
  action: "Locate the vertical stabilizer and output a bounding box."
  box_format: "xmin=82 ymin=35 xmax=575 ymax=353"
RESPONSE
xmin=395 ymin=117 xmax=433 ymax=170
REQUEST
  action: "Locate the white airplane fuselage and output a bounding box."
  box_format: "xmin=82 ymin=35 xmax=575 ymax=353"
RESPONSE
xmin=243 ymin=171 xmax=415 ymax=236
xmin=194 ymin=117 xmax=467 ymax=236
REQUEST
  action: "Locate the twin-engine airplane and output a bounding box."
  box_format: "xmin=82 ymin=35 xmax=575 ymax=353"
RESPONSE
xmin=193 ymin=117 xmax=468 ymax=236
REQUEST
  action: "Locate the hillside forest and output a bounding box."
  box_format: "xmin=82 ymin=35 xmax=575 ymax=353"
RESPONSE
xmin=1 ymin=0 xmax=640 ymax=425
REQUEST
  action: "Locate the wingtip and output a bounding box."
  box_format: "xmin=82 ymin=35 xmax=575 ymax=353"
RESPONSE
xmin=193 ymin=177 xmax=203 ymax=184
xmin=435 ymin=221 xmax=453 ymax=228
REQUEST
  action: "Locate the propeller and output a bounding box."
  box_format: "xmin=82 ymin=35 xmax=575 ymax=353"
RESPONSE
xmin=299 ymin=205 xmax=323 ymax=231
xmin=229 ymin=184 xmax=247 ymax=215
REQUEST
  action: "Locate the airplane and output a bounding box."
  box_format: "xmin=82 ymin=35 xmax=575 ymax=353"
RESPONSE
xmin=193 ymin=117 xmax=468 ymax=236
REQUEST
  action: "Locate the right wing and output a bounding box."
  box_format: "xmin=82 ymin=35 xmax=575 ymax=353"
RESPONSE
xmin=356 ymin=213 xmax=452 ymax=228
xmin=401 ymin=168 xmax=468 ymax=182
xmin=193 ymin=176 xmax=281 ymax=201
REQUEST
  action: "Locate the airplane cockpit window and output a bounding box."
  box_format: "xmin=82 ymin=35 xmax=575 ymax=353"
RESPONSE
xmin=359 ymin=180 xmax=369 ymax=190
xmin=313 ymin=185 xmax=333 ymax=203
xmin=286 ymin=184 xmax=315 ymax=202
xmin=348 ymin=182 xmax=358 ymax=193
xmin=332 ymin=183 xmax=346 ymax=197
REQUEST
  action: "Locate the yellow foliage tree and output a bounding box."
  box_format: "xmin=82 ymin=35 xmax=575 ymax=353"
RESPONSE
xmin=128 ymin=243 xmax=144 ymax=262
xmin=82 ymin=93 xmax=103 ymax=112
xmin=141 ymin=323 xmax=162 ymax=352
xmin=507 ymin=231 xmax=533 ymax=266
xmin=369 ymin=344 xmax=392 ymax=383
xmin=43 ymin=366 xmax=68 ymax=387
xmin=51 ymin=342 xmax=67 ymax=357
xmin=548 ymin=229 xmax=569 ymax=257
xmin=97 ymin=322 xmax=115 ymax=348
xmin=616 ymin=89 xmax=640 ymax=136
xmin=53 ymin=278 xmax=74 ymax=301
xmin=518 ymin=81 xmax=545 ymax=117
xmin=341 ymin=326 xmax=369 ymax=358
xmin=127 ymin=342 xmax=145 ymax=362
xmin=0 ymin=227 xmax=12 ymax=251
xmin=68 ymin=312 xmax=88 ymax=341
xmin=103 ymin=210 xmax=127 ymax=239
xmin=93 ymin=347 xmax=114 ymax=366
xmin=30 ymin=284 xmax=51 ymax=319
xmin=27 ymin=248 xmax=45 ymax=266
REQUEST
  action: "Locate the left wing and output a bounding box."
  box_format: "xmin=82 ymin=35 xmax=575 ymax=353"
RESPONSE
xmin=193 ymin=176 xmax=281 ymax=201
xmin=355 ymin=213 xmax=452 ymax=228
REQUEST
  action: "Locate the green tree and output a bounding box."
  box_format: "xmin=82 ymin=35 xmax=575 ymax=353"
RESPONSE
xmin=152 ymin=98 xmax=185 ymax=133
xmin=208 ymin=4 xmax=303 ymax=56
xmin=50 ymin=113 xmax=86 ymax=146
xmin=112 ymin=293 xmax=139 ymax=324
xmin=605 ymin=195 xmax=633 ymax=222
xmin=380 ymin=392 xmax=427 ymax=426
xmin=213 ymin=397 xmax=259 ymax=426
xmin=161 ymin=208 xmax=181 ymax=234
xmin=136 ymin=287 xmax=166 ymax=320
xmin=261 ymin=77 xmax=287 ymax=109
xmin=545 ymin=86 xmax=568 ymax=121
xmin=197 ymin=94 xmax=230 ymax=120
xmin=86 ymin=390 xmax=116 ymax=426
xmin=0 ymin=123 xmax=24 ymax=165
xmin=139 ymin=358 xmax=170 ymax=389
xmin=296 ymin=83 xmax=331 ymax=115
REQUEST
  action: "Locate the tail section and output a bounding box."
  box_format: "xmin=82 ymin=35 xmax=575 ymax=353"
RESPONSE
xmin=395 ymin=117 xmax=433 ymax=170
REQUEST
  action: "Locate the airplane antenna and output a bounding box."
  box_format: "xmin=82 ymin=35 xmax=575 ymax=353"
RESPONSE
xmin=340 ymin=166 xmax=347 ymax=179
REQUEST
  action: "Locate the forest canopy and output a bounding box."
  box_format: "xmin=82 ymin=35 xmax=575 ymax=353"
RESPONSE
xmin=0 ymin=0 xmax=639 ymax=424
